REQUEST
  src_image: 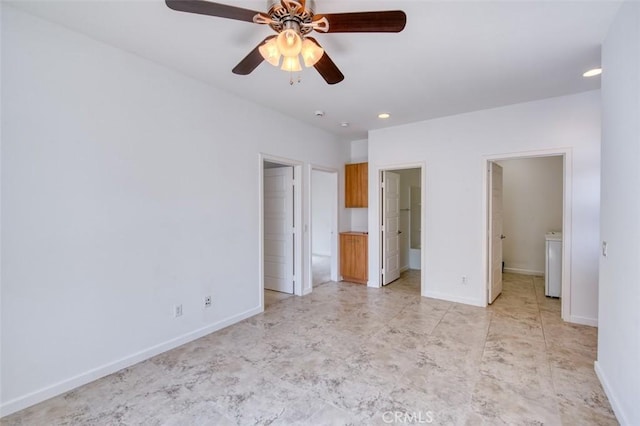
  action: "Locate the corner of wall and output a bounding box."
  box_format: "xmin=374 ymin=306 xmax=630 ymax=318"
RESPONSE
xmin=595 ymin=361 xmax=630 ymax=425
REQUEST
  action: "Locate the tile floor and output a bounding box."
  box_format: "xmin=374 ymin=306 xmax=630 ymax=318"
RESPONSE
xmin=264 ymin=289 xmax=293 ymax=308
xmin=3 ymin=272 xmax=616 ymax=425
xmin=312 ymin=254 xmax=332 ymax=287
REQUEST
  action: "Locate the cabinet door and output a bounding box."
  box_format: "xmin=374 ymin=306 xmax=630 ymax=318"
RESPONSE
xmin=353 ymin=235 xmax=368 ymax=282
xmin=340 ymin=234 xmax=354 ymax=278
xmin=345 ymin=163 xmax=368 ymax=207
xmin=358 ymin=163 xmax=368 ymax=207
xmin=345 ymin=164 xmax=359 ymax=207
xmin=340 ymin=234 xmax=368 ymax=284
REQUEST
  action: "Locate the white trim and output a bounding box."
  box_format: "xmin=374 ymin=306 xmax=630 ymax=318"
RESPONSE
xmin=423 ymin=291 xmax=485 ymax=307
xmin=568 ymin=315 xmax=598 ymax=327
xmin=306 ymin=164 xmax=339 ymax=294
xmin=0 ymin=306 xmax=262 ymax=417
xmin=595 ymin=361 xmax=628 ymax=425
xmin=503 ymin=267 xmax=544 ymax=276
xmin=481 ymin=149 xmax=573 ymax=322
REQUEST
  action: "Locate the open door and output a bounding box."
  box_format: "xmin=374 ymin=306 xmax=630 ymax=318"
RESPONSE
xmin=382 ymin=171 xmax=401 ymax=285
xmin=264 ymin=167 xmax=294 ymax=294
xmin=488 ymin=162 xmax=504 ymax=303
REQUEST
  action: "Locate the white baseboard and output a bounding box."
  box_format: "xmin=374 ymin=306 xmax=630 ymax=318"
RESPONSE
xmin=594 ymin=361 xmax=628 ymax=425
xmin=568 ymin=314 xmax=598 ymax=327
xmin=400 ymin=265 xmax=410 ymax=273
xmin=423 ymin=290 xmax=485 ymax=307
xmin=311 ymin=252 xmax=331 ymax=258
xmin=0 ymin=306 xmax=262 ymax=418
xmin=503 ymin=267 xmax=544 ymax=276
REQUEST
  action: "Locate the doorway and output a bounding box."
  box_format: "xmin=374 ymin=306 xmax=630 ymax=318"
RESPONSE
xmin=309 ymin=167 xmax=338 ymax=289
xmin=260 ymin=156 xmax=303 ymax=309
xmin=379 ymin=167 xmax=423 ymax=293
xmin=485 ymin=151 xmax=570 ymax=320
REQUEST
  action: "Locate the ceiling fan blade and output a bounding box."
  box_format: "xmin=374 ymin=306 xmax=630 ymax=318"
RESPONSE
xmin=306 ymin=39 xmax=344 ymax=85
xmin=166 ymin=0 xmax=265 ymax=23
xmin=313 ymin=10 xmax=406 ymax=33
xmin=232 ymin=38 xmax=269 ymax=75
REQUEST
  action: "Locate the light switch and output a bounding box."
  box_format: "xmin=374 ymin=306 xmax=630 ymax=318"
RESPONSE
xmin=602 ymin=241 xmax=608 ymax=257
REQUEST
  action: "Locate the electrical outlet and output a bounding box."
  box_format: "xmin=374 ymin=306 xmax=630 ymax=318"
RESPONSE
xmin=174 ymin=304 xmax=183 ymax=318
xmin=461 ymin=276 xmax=468 ymax=285
xmin=204 ymin=296 xmax=212 ymax=308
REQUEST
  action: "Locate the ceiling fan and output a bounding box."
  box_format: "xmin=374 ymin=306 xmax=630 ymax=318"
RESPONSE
xmin=166 ymin=0 xmax=407 ymax=84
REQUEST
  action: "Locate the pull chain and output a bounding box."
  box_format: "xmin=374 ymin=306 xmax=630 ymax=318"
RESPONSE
xmin=289 ymin=72 xmax=302 ymax=86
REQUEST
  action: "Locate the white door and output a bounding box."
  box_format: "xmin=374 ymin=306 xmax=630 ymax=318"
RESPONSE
xmin=264 ymin=167 xmax=294 ymax=294
xmin=382 ymin=171 xmax=401 ymax=285
xmin=488 ymin=162 xmax=504 ymax=303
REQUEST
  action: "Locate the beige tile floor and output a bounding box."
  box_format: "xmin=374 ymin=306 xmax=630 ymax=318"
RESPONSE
xmin=4 ymin=271 xmax=616 ymax=425
xmin=312 ymin=254 xmax=332 ymax=287
xmin=264 ymin=289 xmax=293 ymax=308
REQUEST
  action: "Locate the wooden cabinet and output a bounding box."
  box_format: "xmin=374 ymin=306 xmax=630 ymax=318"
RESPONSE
xmin=340 ymin=232 xmax=368 ymax=284
xmin=345 ymin=162 xmax=368 ymax=207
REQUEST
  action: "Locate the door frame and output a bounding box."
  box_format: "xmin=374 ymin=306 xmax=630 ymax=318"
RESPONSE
xmin=369 ymin=162 xmax=426 ymax=296
xmin=306 ymin=165 xmax=339 ymax=294
xmin=482 ymin=149 xmax=572 ymax=321
xmin=259 ymin=154 xmax=304 ymax=310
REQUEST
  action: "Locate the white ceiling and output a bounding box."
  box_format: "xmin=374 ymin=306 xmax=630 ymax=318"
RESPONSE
xmin=9 ymin=0 xmax=621 ymax=141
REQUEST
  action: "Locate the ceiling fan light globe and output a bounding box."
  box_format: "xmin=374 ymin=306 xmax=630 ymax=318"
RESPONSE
xmin=301 ymin=38 xmax=324 ymax=67
xmin=259 ymin=38 xmax=281 ymax=67
xmin=281 ymin=55 xmax=302 ymax=72
xmin=277 ymin=29 xmax=302 ymax=57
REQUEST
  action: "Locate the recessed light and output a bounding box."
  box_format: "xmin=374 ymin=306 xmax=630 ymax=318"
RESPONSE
xmin=378 ymin=113 xmax=390 ymax=119
xmin=583 ymin=68 xmax=602 ymax=77
xmin=340 ymin=122 xmax=350 ymax=128
xmin=314 ymin=110 xmax=325 ymax=117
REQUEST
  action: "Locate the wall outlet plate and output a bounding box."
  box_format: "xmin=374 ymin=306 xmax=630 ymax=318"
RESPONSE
xmin=174 ymin=304 xmax=183 ymax=317
xmin=204 ymin=296 xmax=212 ymax=308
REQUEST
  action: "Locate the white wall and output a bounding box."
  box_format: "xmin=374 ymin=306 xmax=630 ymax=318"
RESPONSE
xmin=350 ymin=139 xmax=368 ymax=163
xmin=500 ymin=156 xmax=563 ymax=275
xmin=0 ymin=6 xmax=349 ymax=415
xmin=368 ymin=91 xmax=601 ymax=323
xmin=596 ymin=2 xmax=640 ymax=424
xmin=311 ymin=170 xmax=333 ymax=256
xmin=348 ymin=139 xmax=368 ymax=232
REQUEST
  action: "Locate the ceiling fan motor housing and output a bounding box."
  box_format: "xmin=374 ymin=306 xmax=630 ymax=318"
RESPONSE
xmin=266 ymin=0 xmax=315 ymax=35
